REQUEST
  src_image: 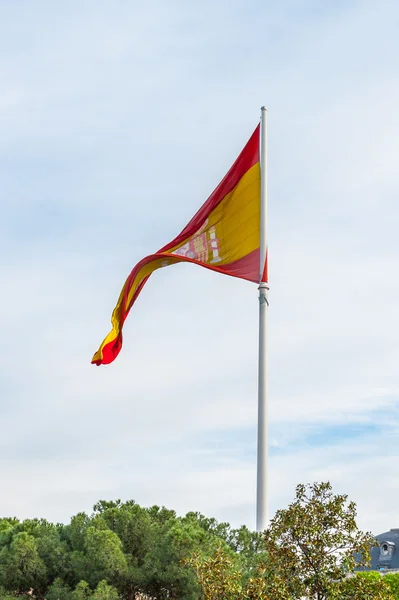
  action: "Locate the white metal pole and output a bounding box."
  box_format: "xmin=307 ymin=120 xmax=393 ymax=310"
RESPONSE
xmin=256 ymin=106 xmax=268 ymax=532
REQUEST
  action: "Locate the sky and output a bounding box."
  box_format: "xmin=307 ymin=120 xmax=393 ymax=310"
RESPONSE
xmin=1 ymin=0 xmax=399 ymax=533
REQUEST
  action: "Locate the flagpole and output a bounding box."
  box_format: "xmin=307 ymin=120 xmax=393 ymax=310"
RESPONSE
xmin=256 ymin=106 xmax=268 ymax=532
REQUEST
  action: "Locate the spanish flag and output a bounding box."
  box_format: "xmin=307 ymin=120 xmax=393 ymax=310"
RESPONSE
xmin=92 ymin=125 xmax=261 ymax=365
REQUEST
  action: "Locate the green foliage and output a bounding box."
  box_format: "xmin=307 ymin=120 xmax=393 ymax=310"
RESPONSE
xmin=92 ymin=580 xmax=119 ymax=600
xmin=186 ymin=541 xmax=291 ymax=600
xmin=385 ymin=573 xmax=399 ymax=599
xmin=185 ymin=542 xmax=243 ymax=600
xmin=0 ymin=586 xmax=17 ymax=600
xmin=0 ymin=497 xmax=252 ymax=599
xmin=71 ymin=581 xmax=92 ymax=600
xmin=0 ymin=482 xmax=387 ymax=600
xmin=332 ymin=572 xmax=394 ymax=599
xmin=141 ymin=518 xmax=212 ymax=600
xmin=94 ymin=501 xmax=153 ymax=564
xmin=246 ymin=567 xmax=291 ymax=600
xmin=46 ymin=577 xmax=72 ymax=600
xmin=84 ymin=526 xmax=128 ymax=585
xmin=30 ymin=520 xmax=70 ymax=582
xmin=0 ymin=531 xmax=47 ymax=594
xmin=262 ymin=481 xmax=375 ymax=600
xmin=63 ymin=513 xmax=91 ymax=553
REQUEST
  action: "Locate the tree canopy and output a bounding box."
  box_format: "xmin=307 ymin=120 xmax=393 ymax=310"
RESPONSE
xmin=0 ymin=498 xmax=260 ymax=600
xmin=0 ymin=482 xmax=398 ymax=600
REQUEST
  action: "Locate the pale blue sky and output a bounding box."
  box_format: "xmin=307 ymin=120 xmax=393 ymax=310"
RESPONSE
xmin=1 ymin=0 xmax=399 ymax=531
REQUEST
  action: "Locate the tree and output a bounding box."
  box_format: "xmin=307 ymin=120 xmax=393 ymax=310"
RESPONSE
xmin=89 ymin=501 xmax=155 ymax=599
xmin=185 ymin=542 xmax=243 ymax=600
xmin=71 ymin=580 xmax=92 ymax=600
xmin=263 ymin=481 xmax=375 ymax=600
xmin=146 ymin=505 xmax=177 ymax=526
xmin=92 ymin=501 xmax=153 ymax=571
xmin=245 ymin=566 xmax=291 ymax=600
xmin=186 ymin=540 xmax=291 ymax=600
xmin=0 ymin=531 xmax=47 ymax=595
xmin=64 ymin=513 xmax=91 ymax=553
xmin=0 ymin=586 xmax=17 ymax=600
xmin=331 ymin=572 xmax=394 ymax=599
xmin=27 ymin=520 xmax=70 ymax=583
xmin=83 ymin=527 xmax=127 ymax=587
xmin=0 ymin=487 xmax=384 ymax=600
xmin=46 ymin=577 xmax=72 ymax=600
xmin=92 ymin=580 xmax=119 ymax=600
xmin=143 ymin=519 xmax=211 ymax=600
xmin=0 ymin=519 xmax=19 ymax=548
xmin=385 ymin=573 xmax=399 ymax=599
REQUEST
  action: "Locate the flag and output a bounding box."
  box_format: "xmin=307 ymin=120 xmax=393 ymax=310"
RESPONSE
xmin=92 ymin=124 xmax=261 ymax=366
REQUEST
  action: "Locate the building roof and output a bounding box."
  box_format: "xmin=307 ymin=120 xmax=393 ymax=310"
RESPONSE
xmin=368 ymin=529 xmax=399 ymax=571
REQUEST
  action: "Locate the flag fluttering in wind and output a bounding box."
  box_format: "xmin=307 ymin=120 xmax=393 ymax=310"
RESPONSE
xmin=92 ymin=124 xmax=261 ymax=366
